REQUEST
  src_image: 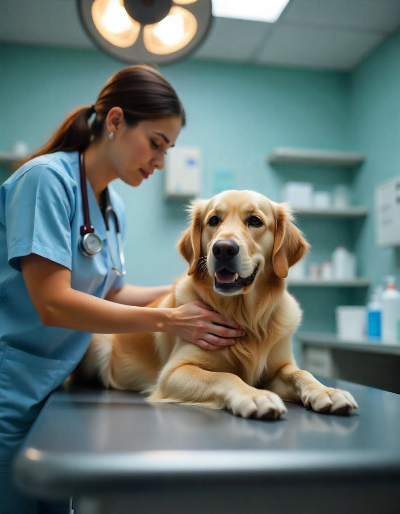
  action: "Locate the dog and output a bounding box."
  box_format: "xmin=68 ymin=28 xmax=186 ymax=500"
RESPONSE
xmin=75 ymin=190 xmax=358 ymax=420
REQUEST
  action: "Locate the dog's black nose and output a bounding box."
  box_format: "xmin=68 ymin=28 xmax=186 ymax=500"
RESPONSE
xmin=213 ymin=240 xmax=239 ymax=262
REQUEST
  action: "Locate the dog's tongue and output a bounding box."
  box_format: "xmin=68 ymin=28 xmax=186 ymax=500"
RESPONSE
xmin=216 ymin=269 xmax=237 ymax=283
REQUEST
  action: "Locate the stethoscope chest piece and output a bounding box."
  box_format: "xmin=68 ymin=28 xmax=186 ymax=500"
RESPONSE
xmin=79 ymin=232 xmax=102 ymax=257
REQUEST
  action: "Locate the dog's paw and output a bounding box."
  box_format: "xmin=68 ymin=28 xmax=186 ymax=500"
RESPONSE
xmin=302 ymin=387 xmax=358 ymax=415
xmin=230 ymin=389 xmax=287 ymax=420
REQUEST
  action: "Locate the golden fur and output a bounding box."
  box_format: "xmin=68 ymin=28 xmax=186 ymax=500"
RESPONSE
xmin=75 ymin=190 xmax=358 ymax=419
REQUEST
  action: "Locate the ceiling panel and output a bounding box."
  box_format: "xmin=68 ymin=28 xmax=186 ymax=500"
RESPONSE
xmin=283 ymin=0 xmax=400 ymax=33
xmin=193 ymin=17 xmax=271 ymax=61
xmin=0 ymin=0 xmax=93 ymax=48
xmin=0 ymin=0 xmax=399 ymax=71
xmin=255 ymin=23 xmax=386 ymax=71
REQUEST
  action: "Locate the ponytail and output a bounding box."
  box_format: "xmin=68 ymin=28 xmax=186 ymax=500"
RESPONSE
xmin=27 ymin=105 xmax=95 ymax=161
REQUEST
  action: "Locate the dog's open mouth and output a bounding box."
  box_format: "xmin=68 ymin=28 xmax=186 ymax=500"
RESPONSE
xmin=214 ymin=266 xmax=259 ymax=290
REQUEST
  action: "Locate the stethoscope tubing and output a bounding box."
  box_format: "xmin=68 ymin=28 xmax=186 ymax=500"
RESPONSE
xmin=79 ymin=152 xmax=126 ymax=276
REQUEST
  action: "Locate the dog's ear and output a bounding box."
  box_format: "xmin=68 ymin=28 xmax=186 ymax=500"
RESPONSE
xmin=178 ymin=199 xmax=208 ymax=275
xmin=272 ymin=204 xmax=309 ymax=278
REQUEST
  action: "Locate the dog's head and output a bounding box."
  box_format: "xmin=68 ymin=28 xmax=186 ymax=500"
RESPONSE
xmin=178 ymin=190 xmax=309 ymax=296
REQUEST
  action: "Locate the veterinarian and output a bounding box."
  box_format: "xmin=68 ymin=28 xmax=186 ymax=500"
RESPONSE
xmin=0 ymin=65 xmax=245 ymax=514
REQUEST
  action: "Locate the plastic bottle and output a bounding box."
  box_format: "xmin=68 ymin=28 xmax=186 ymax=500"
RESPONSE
xmin=367 ymin=287 xmax=382 ymax=341
xmin=332 ymin=246 xmax=349 ymax=280
xmin=381 ymin=276 xmax=400 ymax=344
xmin=321 ymin=261 xmax=333 ymax=280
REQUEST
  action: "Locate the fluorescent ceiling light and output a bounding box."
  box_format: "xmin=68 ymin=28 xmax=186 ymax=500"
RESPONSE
xmin=212 ymin=0 xmax=290 ymax=23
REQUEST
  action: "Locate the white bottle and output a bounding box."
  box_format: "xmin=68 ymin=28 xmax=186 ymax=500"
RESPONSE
xmin=332 ymin=246 xmax=349 ymax=280
xmin=321 ymin=261 xmax=333 ymax=280
xmin=381 ymin=276 xmax=400 ymax=344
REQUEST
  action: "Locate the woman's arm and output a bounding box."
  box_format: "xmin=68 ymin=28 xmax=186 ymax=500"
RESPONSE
xmin=20 ymin=254 xmax=245 ymax=350
xmin=21 ymin=254 xmax=170 ymax=333
xmin=105 ymin=284 xmax=172 ymax=306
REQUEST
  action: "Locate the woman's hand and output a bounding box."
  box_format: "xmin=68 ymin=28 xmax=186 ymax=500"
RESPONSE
xmin=168 ymin=301 xmax=246 ymax=350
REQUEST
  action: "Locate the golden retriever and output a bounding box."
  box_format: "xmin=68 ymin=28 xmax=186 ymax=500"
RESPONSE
xmin=75 ymin=190 xmax=358 ymax=420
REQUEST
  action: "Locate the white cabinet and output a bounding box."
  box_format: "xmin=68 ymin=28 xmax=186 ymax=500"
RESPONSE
xmin=375 ymin=177 xmax=400 ymax=247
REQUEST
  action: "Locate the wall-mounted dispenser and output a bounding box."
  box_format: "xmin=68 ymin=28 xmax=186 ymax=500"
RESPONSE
xmin=164 ymin=146 xmax=202 ymax=199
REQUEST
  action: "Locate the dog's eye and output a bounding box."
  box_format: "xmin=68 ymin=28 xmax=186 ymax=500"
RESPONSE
xmin=208 ymin=216 xmax=220 ymax=227
xmin=247 ymin=216 xmax=263 ymax=227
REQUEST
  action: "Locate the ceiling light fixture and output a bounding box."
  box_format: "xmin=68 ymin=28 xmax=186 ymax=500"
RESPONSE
xmin=78 ymin=0 xmax=213 ymax=64
xmin=212 ymin=0 xmax=290 ymax=23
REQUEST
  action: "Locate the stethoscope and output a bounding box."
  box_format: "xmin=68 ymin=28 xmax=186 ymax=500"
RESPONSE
xmin=78 ymin=152 xmax=126 ymax=277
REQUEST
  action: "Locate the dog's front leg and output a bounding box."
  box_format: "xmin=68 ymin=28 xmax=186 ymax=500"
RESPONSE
xmin=260 ymin=336 xmax=358 ymax=415
xmin=149 ymin=362 xmax=287 ymax=420
xmin=264 ymin=364 xmax=358 ymax=415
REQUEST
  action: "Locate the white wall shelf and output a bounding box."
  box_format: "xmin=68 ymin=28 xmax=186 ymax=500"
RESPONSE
xmin=287 ymin=278 xmax=370 ymax=287
xmin=292 ymin=206 xmax=368 ymax=218
xmin=268 ymin=148 xmax=365 ymax=168
xmin=0 ymin=152 xmax=18 ymax=164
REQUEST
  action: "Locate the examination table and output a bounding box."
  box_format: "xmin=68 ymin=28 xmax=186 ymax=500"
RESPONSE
xmin=14 ymin=376 xmax=400 ymax=514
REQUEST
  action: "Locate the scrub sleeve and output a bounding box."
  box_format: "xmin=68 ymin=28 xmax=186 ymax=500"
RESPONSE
xmin=1 ymin=164 xmax=85 ymax=514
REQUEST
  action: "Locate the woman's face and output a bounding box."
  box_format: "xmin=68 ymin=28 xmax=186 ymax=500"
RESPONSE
xmin=109 ymin=113 xmax=182 ymax=187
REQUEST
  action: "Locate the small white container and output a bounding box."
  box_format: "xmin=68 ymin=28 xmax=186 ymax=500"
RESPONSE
xmin=381 ymin=276 xmax=400 ymax=344
xmin=309 ymin=262 xmax=321 ymax=279
xmin=332 ymin=246 xmax=353 ymax=280
xmin=313 ymin=191 xmax=331 ymax=208
xmin=333 ymin=185 xmax=351 ymax=208
xmin=12 ymin=141 xmax=29 ymax=158
xmin=321 ymin=261 xmax=333 ymax=280
xmin=289 ymin=259 xmax=306 ymax=280
xmin=336 ymin=306 xmax=366 ymax=341
xmin=282 ymin=182 xmax=314 ymax=208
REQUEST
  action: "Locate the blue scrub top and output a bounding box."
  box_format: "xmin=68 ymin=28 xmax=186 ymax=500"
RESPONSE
xmin=0 ymin=150 xmax=126 ymax=366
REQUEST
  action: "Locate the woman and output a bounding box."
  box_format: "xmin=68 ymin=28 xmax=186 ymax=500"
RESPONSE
xmin=0 ymin=65 xmax=245 ymax=514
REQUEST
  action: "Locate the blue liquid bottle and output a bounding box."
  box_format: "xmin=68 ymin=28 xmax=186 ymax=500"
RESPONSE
xmin=367 ymin=288 xmax=382 ymax=341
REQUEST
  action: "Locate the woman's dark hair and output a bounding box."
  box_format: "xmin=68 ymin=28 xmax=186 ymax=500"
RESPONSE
xmin=28 ymin=65 xmax=186 ymax=160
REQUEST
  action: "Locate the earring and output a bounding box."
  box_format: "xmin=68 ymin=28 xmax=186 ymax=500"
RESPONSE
xmin=109 ymin=132 xmax=114 ymax=140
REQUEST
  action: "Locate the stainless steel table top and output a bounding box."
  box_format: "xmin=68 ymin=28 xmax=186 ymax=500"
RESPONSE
xmin=14 ymin=376 xmax=400 ymax=499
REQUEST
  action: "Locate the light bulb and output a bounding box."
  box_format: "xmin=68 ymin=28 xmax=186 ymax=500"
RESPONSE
xmin=144 ymin=6 xmax=197 ymax=55
xmin=92 ymin=0 xmax=140 ymax=47
xmin=153 ymin=13 xmax=185 ymax=46
xmin=102 ymin=0 xmax=132 ymax=33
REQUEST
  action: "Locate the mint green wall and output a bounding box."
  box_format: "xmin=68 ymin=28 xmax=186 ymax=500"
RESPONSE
xmin=350 ymin=29 xmax=400 ymax=290
xmin=1 ymin=35 xmax=399 ymax=350
xmin=0 ymin=43 xmax=350 ymax=287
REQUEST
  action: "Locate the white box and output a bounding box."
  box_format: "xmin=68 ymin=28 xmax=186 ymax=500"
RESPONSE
xmin=282 ymin=182 xmax=314 ymax=208
xmin=164 ymin=146 xmax=202 ymax=199
xmin=335 ymin=306 xmax=366 ymax=342
xmin=288 ymin=258 xmax=306 ymax=279
xmin=375 ymin=177 xmax=400 ymax=246
xmin=313 ymin=191 xmax=331 ymax=208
